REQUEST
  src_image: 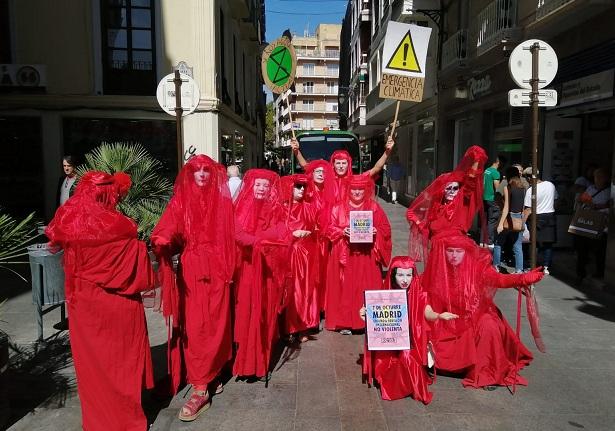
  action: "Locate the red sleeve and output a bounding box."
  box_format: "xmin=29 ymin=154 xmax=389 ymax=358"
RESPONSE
xmin=151 ymin=199 xmax=184 ymax=256
xmin=324 ymin=205 xmax=344 ymax=242
xmin=373 ymin=205 xmax=392 ymax=266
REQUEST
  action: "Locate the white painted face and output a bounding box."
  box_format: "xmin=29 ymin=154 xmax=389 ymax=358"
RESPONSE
xmin=193 ymin=167 xmax=210 ymax=187
xmin=313 ymin=167 xmax=325 ymax=184
xmin=394 ymin=267 xmax=413 ymax=289
xmin=334 ymin=159 xmax=349 ymax=176
xmin=445 ymin=247 xmax=466 ymax=266
xmin=253 ymin=179 xmax=271 ymax=199
xmin=293 ymin=183 xmax=305 ymax=201
xmin=350 ymin=188 xmax=365 ymax=204
xmin=444 ymin=181 xmax=460 ymax=201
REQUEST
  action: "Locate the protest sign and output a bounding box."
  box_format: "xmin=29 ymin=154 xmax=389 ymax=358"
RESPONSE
xmin=349 ymin=210 xmax=373 ymax=243
xmin=261 ymin=36 xmax=297 ymax=94
xmin=365 ymin=289 xmax=411 ymax=351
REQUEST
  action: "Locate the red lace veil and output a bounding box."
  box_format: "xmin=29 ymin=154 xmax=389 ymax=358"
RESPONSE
xmin=407 ymin=145 xmax=488 ymax=260
xmin=330 ymin=150 xmax=353 ymax=179
xmin=47 ymin=171 xmax=135 ymax=245
xmin=343 ymin=174 xmax=376 ymax=210
xmin=234 ymin=169 xmax=283 ymax=233
xmin=304 ymin=160 xmax=336 ymax=206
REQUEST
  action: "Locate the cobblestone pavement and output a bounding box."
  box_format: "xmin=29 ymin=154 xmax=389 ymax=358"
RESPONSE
xmin=5 ymin=199 xmax=615 ymax=431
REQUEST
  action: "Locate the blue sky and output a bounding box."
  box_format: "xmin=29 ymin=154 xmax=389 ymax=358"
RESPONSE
xmin=264 ymin=0 xmax=347 ymax=101
xmin=265 ymin=0 xmax=347 ymax=42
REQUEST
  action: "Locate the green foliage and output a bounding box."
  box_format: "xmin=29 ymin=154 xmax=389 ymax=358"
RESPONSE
xmin=265 ymin=101 xmax=276 ymax=150
xmin=0 ymin=211 xmax=41 ymax=265
xmin=77 ymin=142 xmax=173 ymax=241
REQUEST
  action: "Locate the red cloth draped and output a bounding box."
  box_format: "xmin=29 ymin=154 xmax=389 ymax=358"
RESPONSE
xmin=233 ymin=169 xmax=291 ymax=377
xmin=330 ymin=150 xmax=353 ymax=199
xmin=46 ymin=171 xmax=154 ymax=431
xmin=362 ymin=257 xmax=433 ymax=404
xmin=280 ymin=175 xmax=320 ymax=334
xmin=152 ymin=155 xmax=235 ymax=393
xmin=324 ymin=176 xmax=392 ymax=331
xmin=406 ymin=145 xmax=488 ymax=261
xmin=422 ymin=234 xmax=543 ymax=388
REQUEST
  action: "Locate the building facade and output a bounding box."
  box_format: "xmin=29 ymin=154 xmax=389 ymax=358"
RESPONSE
xmin=275 ymin=24 xmax=341 ymax=147
xmin=0 ymin=0 xmax=266 ymax=220
xmin=340 ymin=0 xmax=615 ymax=288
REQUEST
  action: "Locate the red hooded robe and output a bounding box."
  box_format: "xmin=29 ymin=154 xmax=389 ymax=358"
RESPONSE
xmin=46 ymin=172 xmax=155 ymax=431
xmin=325 ymin=175 xmax=392 ymax=331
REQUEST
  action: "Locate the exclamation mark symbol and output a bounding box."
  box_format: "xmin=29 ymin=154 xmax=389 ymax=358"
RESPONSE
xmin=403 ymin=43 xmax=409 ymax=67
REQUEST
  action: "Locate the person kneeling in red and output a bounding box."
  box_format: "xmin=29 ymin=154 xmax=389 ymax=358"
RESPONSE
xmin=423 ymin=234 xmax=544 ymax=389
xmin=46 ymin=171 xmax=155 ymax=431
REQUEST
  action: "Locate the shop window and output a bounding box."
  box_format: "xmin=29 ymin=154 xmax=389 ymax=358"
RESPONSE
xmin=101 ymin=0 xmax=156 ymax=95
xmin=0 ymin=117 xmax=43 ymax=216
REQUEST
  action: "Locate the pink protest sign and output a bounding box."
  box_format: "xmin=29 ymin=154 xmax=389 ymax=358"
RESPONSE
xmin=349 ymin=210 xmax=373 ymax=243
xmin=364 ymin=289 xmax=411 ymax=351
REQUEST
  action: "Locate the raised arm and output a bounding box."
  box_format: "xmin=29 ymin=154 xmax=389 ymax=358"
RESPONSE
xmin=290 ymin=138 xmax=308 ymax=168
xmin=368 ymin=137 xmax=395 ymax=178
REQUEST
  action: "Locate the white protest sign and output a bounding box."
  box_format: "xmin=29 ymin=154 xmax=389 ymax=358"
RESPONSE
xmin=380 ymin=21 xmax=432 ymax=102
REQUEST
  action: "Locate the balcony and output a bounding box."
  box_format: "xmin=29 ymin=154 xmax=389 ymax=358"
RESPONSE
xmin=281 ymin=122 xmax=300 ymax=132
xmin=296 ymin=49 xmax=340 ymax=59
xmin=528 ymin=0 xmax=611 ymax=37
xmin=536 ymin=0 xmax=574 ymax=20
xmin=474 ymin=0 xmax=519 ymax=56
xmin=441 ymin=29 xmax=468 ymax=70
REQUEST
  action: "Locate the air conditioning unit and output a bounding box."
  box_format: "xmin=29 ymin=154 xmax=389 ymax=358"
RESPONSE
xmin=0 ymin=64 xmax=47 ymax=88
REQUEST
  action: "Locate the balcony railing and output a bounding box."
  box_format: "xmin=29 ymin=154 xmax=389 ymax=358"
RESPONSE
xmin=441 ymin=29 xmax=467 ymax=70
xmin=296 ymin=49 xmax=340 ymax=58
xmin=475 ymin=0 xmax=518 ymax=56
xmin=536 ymin=0 xmax=574 ymax=20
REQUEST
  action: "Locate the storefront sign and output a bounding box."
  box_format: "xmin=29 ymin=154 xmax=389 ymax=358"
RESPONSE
xmin=559 ymin=69 xmax=614 ymax=108
xmin=365 ymin=290 xmax=411 ymax=351
xmin=467 ymin=75 xmax=492 ymax=101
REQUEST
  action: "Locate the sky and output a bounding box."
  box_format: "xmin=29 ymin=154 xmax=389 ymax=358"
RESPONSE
xmin=264 ymin=0 xmax=348 ymax=102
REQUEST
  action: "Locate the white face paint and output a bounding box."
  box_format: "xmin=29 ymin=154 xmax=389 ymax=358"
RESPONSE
xmin=334 ymin=159 xmax=349 ymax=176
xmin=193 ymin=167 xmax=210 ymax=187
xmin=445 ymin=247 xmax=466 ymax=266
xmin=444 ymin=181 xmax=460 ymax=201
xmin=394 ymin=267 xmax=413 ymax=289
xmin=253 ymin=179 xmax=271 ymax=199
xmin=293 ymin=183 xmax=305 ymax=201
xmin=312 ymin=167 xmax=325 ymax=184
xmin=349 ymin=188 xmax=365 ymax=204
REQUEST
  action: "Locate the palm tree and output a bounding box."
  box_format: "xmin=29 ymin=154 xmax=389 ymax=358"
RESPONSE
xmin=0 ymin=211 xmax=41 ymax=280
xmin=77 ymin=142 xmax=173 ymax=241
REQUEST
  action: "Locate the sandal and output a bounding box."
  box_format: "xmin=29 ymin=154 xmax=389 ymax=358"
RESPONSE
xmin=178 ymin=390 xmax=210 ymax=422
xmin=214 ymin=382 xmax=224 ymax=394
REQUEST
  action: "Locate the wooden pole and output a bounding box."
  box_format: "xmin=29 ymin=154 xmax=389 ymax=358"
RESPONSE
xmin=389 ymin=100 xmax=401 ymax=138
xmin=530 ymin=43 xmax=540 ymax=269
xmin=285 ymin=92 xmax=296 ymax=173
xmin=173 ymin=70 xmax=184 ymax=172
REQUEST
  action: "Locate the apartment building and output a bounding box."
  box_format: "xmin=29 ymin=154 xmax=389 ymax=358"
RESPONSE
xmin=0 ymin=0 xmax=266 ymax=220
xmin=275 ymin=24 xmax=341 ymax=147
xmin=340 ymin=0 xmax=615 ymax=288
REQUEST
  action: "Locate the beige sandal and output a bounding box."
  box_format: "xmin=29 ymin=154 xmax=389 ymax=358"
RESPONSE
xmin=178 ymin=390 xmax=210 ymax=422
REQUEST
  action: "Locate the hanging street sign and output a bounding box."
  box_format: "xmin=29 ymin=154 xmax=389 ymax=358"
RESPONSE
xmin=509 ymin=39 xmax=558 ymax=90
xmin=380 ymin=21 xmax=432 ymax=102
xmin=261 ymin=36 xmax=297 ymax=94
xmin=156 ymin=72 xmax=200 ymax=116
xmin=508 ymin=88 xmax=558 ymax=107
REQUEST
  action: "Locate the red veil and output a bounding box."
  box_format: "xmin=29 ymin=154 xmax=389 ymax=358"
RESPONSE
xmin=304 ymin=160 xmax=336 ymax=211
xmin=406 ymin=145 xmax=488 ymax=261
xmin=330 ymin=149 xmax=353 ymax=179
xmin=234 ymin=169 xmax=283 ymax=234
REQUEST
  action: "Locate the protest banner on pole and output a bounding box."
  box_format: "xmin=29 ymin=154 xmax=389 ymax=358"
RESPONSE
xmin=379 ymin=21 xmax=432 ymax=137
xmin=349 ymin=210 xmax=374 ymax=243
xmin=364 ymin=290 xmax=411 ymax=351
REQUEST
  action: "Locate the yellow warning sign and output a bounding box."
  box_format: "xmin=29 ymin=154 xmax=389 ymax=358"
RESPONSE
xmin=385 ymin=32 xmax=421 ymax=74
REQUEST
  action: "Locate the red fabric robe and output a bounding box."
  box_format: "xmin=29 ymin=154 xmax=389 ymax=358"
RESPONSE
xmin=325 ymin=199 xmax=392 ymax=331
xmin=283 ymin=199 xmax=320 ymax=334
xmin=47 ymin=182 xmax=154 ymax=431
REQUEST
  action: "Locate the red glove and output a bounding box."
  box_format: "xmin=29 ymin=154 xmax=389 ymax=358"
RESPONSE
xmin=520 ymin=267 xmax=545 ymax=286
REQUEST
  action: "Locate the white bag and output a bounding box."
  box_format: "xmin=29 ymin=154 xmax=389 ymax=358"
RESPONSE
xmin=522 ymin=224 xmax=530 ymax=243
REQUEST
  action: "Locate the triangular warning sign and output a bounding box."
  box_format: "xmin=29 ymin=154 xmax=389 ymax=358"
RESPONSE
xmin=386 ymin=31 xmax=421 ymax=73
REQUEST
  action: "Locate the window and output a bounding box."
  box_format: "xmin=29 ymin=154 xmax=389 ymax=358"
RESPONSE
xmin=303 ymin=100 xmax=314 ymax=111
xmin=327 ymin=64 xmax=339 ymax=76
xmin=326 ymin=102 xmax=338 ymax=112
xmin=326 ymin=119 xmax=338 ymax=129
xmin=302 ymin=117 xmax=314 ymax=129
xmin=303 ymin=63 xmax=315 ymax=76
xmin=303 ymin=81 xmax=314 ymax=94
xmin=327 ymin=82 xmax=338 ymax=94
xmin=101 ymin=0 xmax=156 ymax=95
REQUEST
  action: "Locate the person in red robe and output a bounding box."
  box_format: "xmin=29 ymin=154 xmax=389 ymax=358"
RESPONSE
xmin=279 ymin=174 xmax=320 ymax=340
xmin=46 ymin=171 xmax=155 ymax=431
xmin=324 ymin=175 xmax=392 ymax=333
xmin=151 ymin=155 xmax=235 ymax=421
xmin=304 ymin=160 xmax=336 ymax=314
xmin=233 ymin=169 xmax=291 ymax=378
xmin=422 ymin=233 xmax=544 ymax=389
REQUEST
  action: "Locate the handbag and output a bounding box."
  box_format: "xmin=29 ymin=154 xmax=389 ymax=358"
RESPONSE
xmin=503 ymin=213 xmax=524 ymax=232
xmin=568 ymin=187 xmax=608 ymax=239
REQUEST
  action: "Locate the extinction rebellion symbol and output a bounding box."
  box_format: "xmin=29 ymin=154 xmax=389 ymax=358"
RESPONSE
xmin=261 ymin=36 xmax=297 ymax=94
